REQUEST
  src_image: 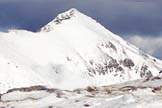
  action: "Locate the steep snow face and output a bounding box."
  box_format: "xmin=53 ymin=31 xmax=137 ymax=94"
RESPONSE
xmin=0 ymin=8 xmax=162 ymax=93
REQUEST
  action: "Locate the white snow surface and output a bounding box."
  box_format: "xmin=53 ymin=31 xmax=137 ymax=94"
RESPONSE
xmin=0 ymin=8 xmax=162 ymax=93
xmin=1 ymin=77 xmax=162 ymax=108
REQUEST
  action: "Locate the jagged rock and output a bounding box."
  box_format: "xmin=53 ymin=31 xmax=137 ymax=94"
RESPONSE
xmin=108 ymin=59 xmax=119 ymax=68
xmin=117 ymin=66 xmax=124 ymax=72
xmin=140 ymin=65 xmax=153 ymax=78
xmin=119 ymin=86 xmax=137 ymax=92
xmin=123 ymin=58 xmax=134 ymax=68
xmin=86 ymin=86 xmax=97 ymax=92
xmin=100 ymin=41 xmax=117 ymax=51
xmin=108 ymin=41 xmax=117 ymax=51
xmin=159 ymin=70 xmax=162 ymax=74
xmin=84 ymin=103 xmax=91 ymax=107
xmin=6 ymin=85 xmax=57 ymax=93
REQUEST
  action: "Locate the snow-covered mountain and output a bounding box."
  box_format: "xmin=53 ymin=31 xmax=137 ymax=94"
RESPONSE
xmin=0 ymin=8 xmax=162 ymax=93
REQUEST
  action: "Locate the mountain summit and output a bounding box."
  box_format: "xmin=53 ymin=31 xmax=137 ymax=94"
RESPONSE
xmin=41 ymin=8 xmax=80 ymax=32
xmin=0 ymin=8 xmax=162 ymax=93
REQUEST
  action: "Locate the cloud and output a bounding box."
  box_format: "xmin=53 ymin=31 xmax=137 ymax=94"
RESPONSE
xmin=0 ymin=0 xmax=162 ymax=35
xmin=127 ymin=35 xmax=162 ymax=59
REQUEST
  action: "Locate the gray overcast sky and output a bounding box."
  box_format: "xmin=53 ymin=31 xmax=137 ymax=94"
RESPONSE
xmin=0 ymin=0 xmax=162 ymax=59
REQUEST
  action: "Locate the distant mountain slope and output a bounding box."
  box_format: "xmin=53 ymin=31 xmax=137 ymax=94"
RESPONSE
xmin=0 ymin=8 xmax=161 ymax=93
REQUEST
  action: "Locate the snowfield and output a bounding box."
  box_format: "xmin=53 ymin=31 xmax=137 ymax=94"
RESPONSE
xmin=0 ymin=8 xmax=162 ymax=107
xmin=1 ymin=77 xmax=162 ymax=108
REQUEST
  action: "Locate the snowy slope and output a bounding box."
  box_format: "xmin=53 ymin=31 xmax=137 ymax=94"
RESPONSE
xmin=1 ymin=77 xmax=162 ymax=108
xmin=0 ymin=8 xmax=162 ymax=93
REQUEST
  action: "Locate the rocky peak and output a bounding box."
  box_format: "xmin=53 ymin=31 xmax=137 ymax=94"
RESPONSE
xmin=41 ymin=8 xmax=79 ymax=32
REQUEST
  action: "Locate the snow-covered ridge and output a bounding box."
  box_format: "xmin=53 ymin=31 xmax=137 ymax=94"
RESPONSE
xmin=41 ymin=8 xmax=78 ymax=32
xmin=0 ymin=8 xmax=161 ymax=93
xmin=1 ymin=77 xmax=162 ymax=108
